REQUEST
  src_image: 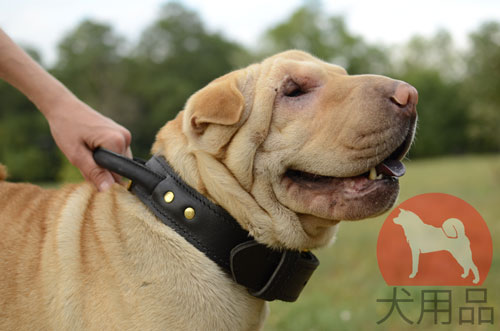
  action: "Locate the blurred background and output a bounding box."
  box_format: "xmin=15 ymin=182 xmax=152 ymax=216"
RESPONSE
xmin=1 ymin=0 xmax=499 ymax=330
xmin=1 ymin=0 xmax=499 ymax=181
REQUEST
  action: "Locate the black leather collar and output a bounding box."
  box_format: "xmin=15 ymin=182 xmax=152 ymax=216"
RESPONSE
xmin=93 ymin=148 xmax=319 ymax=302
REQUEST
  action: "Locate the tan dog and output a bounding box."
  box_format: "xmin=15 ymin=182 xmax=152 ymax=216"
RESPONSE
xmin=0 ymin=50 xmax=417 ymax=330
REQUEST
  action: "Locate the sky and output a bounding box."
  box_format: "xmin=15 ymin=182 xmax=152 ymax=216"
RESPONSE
xmin=1 ymin=0 xmax=500 ymax=66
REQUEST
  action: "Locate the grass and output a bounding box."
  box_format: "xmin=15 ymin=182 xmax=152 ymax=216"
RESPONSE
xmin=264 ymin=154 xmax=500 ymax=331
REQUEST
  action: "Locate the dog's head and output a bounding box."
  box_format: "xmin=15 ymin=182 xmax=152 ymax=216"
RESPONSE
xmin=153 ymin=50 xmax=417 ymax=250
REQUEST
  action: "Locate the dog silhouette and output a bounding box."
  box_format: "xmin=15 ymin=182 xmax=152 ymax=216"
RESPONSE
xmin=393 ymin=209 xmax=479 ymax=284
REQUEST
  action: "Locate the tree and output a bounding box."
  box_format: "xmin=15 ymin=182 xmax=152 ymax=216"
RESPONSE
xmin=390 ymin=32 xmax=470 ymax=157
xmin=392 ymin=30 xmax=465 ymax=81
xmin=3 ymin=1 xmax=499 ymax=183
xmin=399 ymin=69 xmax=469 ymax=157
xmin=463 ymin=21 xmax=500 ymax=152
xmin=52 ymin=20 xmax=139 ymax=128
xmin=127 ymin=1 xmax=248 ymax=157
xmin=0 ymin=47 xmax=60 ymax=181
xmin=260 ymin=2 xmax=390 ymax=74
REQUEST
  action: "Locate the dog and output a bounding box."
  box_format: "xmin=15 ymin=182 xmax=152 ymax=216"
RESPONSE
xmin=393 ymin=209 xmax=479 ymax=284
xmin=0 ymin=50 xmax=417 ymax=330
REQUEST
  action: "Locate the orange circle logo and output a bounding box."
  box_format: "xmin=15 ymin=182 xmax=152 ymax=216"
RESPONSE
xmin=377 ymin=193 xmax=492 ymax=286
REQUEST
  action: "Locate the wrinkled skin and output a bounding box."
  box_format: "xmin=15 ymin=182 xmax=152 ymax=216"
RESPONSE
xmin=154 ymin=50 xmax=418 ymax=250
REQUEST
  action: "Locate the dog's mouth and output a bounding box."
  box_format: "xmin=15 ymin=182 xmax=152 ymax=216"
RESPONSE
xmin=279 ymin=128 xmax=414 ymax=221
xmin=285 ymin=155 xmax=406 ymax=185
xmin=285 ymin=127 xmax=412 ymax=183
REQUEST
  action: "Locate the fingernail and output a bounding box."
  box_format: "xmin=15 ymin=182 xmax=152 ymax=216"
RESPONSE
xmin=99 ymin=181 xmax=111 ymax=192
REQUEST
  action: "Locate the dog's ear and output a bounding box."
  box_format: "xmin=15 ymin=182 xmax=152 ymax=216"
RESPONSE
xmin=183 ymin=71 xmax=246 ymax=154
xmin=187 ymin=73 xmax=244 ymax=134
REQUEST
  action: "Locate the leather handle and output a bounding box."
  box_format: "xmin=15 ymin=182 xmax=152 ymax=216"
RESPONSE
xmin=93 ymin=148 xmax=162 ymax=193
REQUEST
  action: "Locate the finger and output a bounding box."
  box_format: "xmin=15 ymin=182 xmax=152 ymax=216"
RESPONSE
xmin=122 ymin=128 xmax=132 ymax=149
xmin=98 ymin=132 xmax=130 ymax=157
xmin=89 ymin=168 xmax=115 ymax=192
xmin=125 ymin=146 xmax=133 ymax=159
xmin=96 ymin=171 xmax=115 ymax=191
xmin=111 ymin=172 xmax=122 ymax=183
xmin=74 ymin=148 xmax=115 ymax=191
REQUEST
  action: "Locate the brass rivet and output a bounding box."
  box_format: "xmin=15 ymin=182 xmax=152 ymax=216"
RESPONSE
xmin=163 ymin=191 xmax=175 ymax=203
xmin=126 ymin=180 xmax=132 ymax=190
xmin=184 ymin=207 xmax=195 ymax=220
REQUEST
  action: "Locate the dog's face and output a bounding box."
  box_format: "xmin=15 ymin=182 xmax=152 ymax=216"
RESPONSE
xmin=154 ymin=50 xmax=417 ymax=249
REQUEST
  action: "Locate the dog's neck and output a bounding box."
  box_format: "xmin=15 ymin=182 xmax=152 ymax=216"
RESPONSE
xmin=151 ymin=112 xmax=208 ymax=199
xmin=119 ymin=117 xmax=320 ymax=302
xmin=151 ymin=112 xmax=267 ymax=240
xmin=151 ymin=111 xmax=339 ymax=251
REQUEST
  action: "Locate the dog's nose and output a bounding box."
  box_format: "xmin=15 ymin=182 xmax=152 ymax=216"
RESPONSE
xmin=390 ymin=82 xmax=418 ymax=114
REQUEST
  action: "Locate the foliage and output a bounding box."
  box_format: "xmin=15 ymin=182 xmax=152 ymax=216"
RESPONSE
xmin=463 ymin=22 xmax=500 ymax=152
xmin=260 ymin=1 xmax=390 ymax=74
xmin=0 ymin=80 xmax=59 ymax=181
xmin=1 ymin=1 xmax=499 ymax=182
xmin=126 ymin=2 xmax=247 ymax=156
xmin=389 ymin=32 xmax=470 ymax=158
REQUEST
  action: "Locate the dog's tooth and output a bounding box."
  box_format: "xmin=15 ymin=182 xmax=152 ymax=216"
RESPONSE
xmin=376 ymin=174 xmax=383 ymax=180
xmin=369 ymin=167 xmax=377 ymax=180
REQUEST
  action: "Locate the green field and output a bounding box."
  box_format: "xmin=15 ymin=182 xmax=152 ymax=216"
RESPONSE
xmin=265 ymin=155 xmax=500 ymax=331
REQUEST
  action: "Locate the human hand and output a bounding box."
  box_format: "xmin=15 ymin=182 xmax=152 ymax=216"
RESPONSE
xmin=0 ymin=28 xmax=131 ymax=190
xmin=45 ymin=96 xmax=132 ymax=191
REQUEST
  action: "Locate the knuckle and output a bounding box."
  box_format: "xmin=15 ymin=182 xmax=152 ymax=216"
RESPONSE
xmin=122 ymin=129 xmax=132 ymax=145
xmin=88 ymin=166 xmax=105 ymax=182
xmin=104 ymin=130 xmax=130 ymax=153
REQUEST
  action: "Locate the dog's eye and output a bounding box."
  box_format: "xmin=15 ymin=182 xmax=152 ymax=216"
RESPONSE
xmin=283 ymin=80 xmax=307 ymax=98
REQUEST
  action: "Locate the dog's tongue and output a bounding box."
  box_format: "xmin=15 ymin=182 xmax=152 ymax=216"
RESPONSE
xmin=376 ymin=159 xmax=406 ymax=177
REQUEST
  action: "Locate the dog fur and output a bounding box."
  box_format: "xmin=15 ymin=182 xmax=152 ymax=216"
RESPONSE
xmin=0 ymin=50 xmax=417 ymax=330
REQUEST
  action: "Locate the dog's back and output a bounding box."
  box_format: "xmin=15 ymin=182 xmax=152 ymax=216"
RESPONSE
xmin=0 ymin=179 xmax=53 ymax=329
xmin=0 ymin=173 xmax=267 ymax=330
xmin=0 ymin=176 xmax=83 ymax=330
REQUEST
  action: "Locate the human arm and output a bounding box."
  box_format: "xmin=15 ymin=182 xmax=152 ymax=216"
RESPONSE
xmin=0 ymin=28 xmax=131 ymax=191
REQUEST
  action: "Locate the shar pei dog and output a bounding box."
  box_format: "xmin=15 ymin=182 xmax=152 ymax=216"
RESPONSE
xmin=0 ymin=50 xmax=417 ymax=330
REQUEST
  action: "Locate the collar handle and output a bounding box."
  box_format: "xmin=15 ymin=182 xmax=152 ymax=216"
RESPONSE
xmin=93 ymin=148 xmax=162 ymax=193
